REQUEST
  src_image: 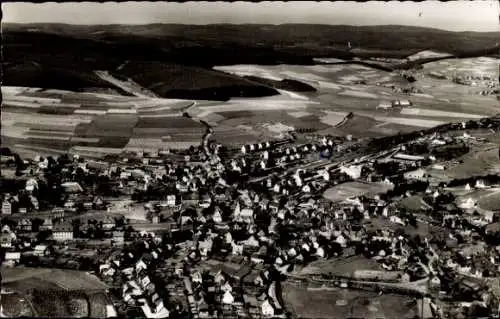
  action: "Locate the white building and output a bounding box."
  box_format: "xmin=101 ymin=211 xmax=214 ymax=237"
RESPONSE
xmin=377 ymin=101 xmax=393 ymax=109
xmin=1 ymin=200 xmax=12 ymax=215
xmin=340 ymin=165 xmax=363 ymax=179
xmin=403 ymin=169 xmax=428 ymax=181
xmin=261 ymin=299 xmax=275 ymax=317
xmin=459 ymin=198 xmax=477 ymax=210
xmin=166 ymin=195 xmax=176 ymax=207
xmin=222 ymin=291 xmax=234 ymax=305
xmin=52 ymin=223 xmax=74 ymax=241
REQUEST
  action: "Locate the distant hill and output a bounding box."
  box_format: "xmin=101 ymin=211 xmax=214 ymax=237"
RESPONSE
xmin=3 ymin=23 xmax=499 ymax=94
xmin=5 ymin=23 xmax=500 ymax=56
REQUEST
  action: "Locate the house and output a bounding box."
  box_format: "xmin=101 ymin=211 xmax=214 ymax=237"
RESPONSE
xmin=64 ymin=200 xmax=77 ymax=212
xmin=261 ymin=299 xmax=275 ymax=317
xmin=240 ymin=208 xmax=254 ymax=222
xmin=53 ymin=222 xmax=74 ymax=241
xmin=136 ymin=259 xmax=148 ymax=273
xmin=395 ymin=99 xmax=412 ymax=107
xmin=140 ymin=297 xmax=170 ymax=319
xmin=51 ymin=207 xmax=65 ymax=218
xmin=34 ymin=244 xmax=51 ymax=257
xmin=102 ymin=216 xmax=116 ymax=230
xmin=40 ymin=218 xmax=53 ymax=231
xmin=340 ymin=165 xmax=363 ymax=179
xmin=377 ymin=101 xmax=393 ymax=109
xmin=212 ymin=209 xmax=223 ymax=224
xmin=152 ymin=214 xmax=161 ymax=224
xmin=403 ymin=169 xmax=428 ymax=181
xmin=112 ymin=231 xmax=125 ymax=245
xmin=4 ymin=252 xmax=21 ymax=266
xmin=166 ymin=195 xmax=176 ymax=207
xmin=17 ymin=218 xmax=33 ymax=232
xmin=1 ymin=200 xmax=12 ymax=215
xmin=83 ymin=202 xmax=93 ymax=210
xmin=222 ymin=291 xmax=234 ymax=305
xmin=0 ymin=233 xmax=14 ymax=249
xmin=25 ymin=178 xmax=39 ymax=192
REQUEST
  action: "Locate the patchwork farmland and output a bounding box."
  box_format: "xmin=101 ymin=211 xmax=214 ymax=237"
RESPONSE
xmin=2 ymin=54 xmax=499 ymax=156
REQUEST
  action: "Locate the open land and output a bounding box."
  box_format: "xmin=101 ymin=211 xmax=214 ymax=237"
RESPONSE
xmin=282 ymin=281 xmax=421 ymax=319
xmin=295 ymin=256 xmax=382 ymax=277
xmin=323 ymin=181 xmax=395 ymax=202
xmin=2 ymin=24 xmax=499 ymax=155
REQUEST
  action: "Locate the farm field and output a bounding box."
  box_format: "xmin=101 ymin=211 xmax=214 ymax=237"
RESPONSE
xmin=323 ymin=181 xmax=395 ymax=202
xmin=422 ymin=57 xmax=499 ymax=79
xmin=2 ymin=54 xmax=499 ymax=156
xmin=449 ymin=187 xmax=500 ymax=213
xmin=295 ymin=256 xmax=381 ymax=277
xmin=2 ymin=267 xmax=109 ymax=291
xmin=281 ymin=281 xmax=421 ymax=319
xmin=437 ymin=144 xmax=500 ymax=180
xmin=211 ymin=58 xmax=498 ymax=138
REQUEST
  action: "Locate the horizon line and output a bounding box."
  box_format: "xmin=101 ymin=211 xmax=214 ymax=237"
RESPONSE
xmin=4 ymin=22 xmax=499 ymax=33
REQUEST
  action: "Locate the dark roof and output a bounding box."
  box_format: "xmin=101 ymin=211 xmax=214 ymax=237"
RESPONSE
xmin=53 ymin=223 xmax=73 ymax=232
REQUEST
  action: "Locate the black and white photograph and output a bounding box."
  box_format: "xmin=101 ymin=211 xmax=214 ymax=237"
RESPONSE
xmin=1 ymin=0 xmax=500 ymax=318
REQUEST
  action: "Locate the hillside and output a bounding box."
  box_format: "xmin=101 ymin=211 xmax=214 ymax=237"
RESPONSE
xmin=5 ymin=23 xmax=500 ymax=57
xmin=3 ymin=63 xmax=127 ymax=93
xmin=112 ymin=62 xmax=280 ymax=101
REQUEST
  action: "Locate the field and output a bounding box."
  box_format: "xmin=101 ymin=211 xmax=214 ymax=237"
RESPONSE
xmin=282 ymin=281 xmax=421 ymax=319
xmin=323 ymin=181 xmax=395 ymax=202
xmin=449 ymin=187 xmax=500 ymax=213
xmin=2 ymin=24 xmax=499 ymax=155
xmin=2 ymin=267 xmax=109 ymax=291
xmin=296 ymin=256 xmax=381 ymax=277
xmin=364 ymin=216 xmax=439 ymax=238
xmin=435 ymin=144 xmax=500 ymax=180
xmin=1 ymin=267 xmax=110 ymax=317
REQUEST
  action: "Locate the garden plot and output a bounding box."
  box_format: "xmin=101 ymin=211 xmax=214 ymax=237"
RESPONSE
xmin=135 ymin=115 xmax=203 ymax=129
xmin=400 ymin=108 xmax=485 ymax=119
xmin=337 ymin=90 xmax=379 ymax=99
xmin=313 ymin=57 xmax=346 ymax=64
xmin=1 ymin=86 xmax=36 ymax=96
xmin=320 ymin=111 xmax=349 ymax=126
xmin=263 ymin=122 xmax=295 ymax=134
xmin=297 ymin=256 xmax=381 ymax=276
xmin=213 ymin=65 xmax=284 ymax=81
xmin=443 ymin=146 xmax=500 ymax=179
xmin=423 ymin=57 xmax=499 ymax=79
xmin=316 ymin=81 xmax=343 ymax=90
xmin=288 ymin=111 xmax=313 ymax=118
xmin=373 ymin=116 xmax=445 ymax=128
xmin=407 ymin=50 xmax=452 ymax=61
xmin=323 ymin=181 xmax=394 ymax=202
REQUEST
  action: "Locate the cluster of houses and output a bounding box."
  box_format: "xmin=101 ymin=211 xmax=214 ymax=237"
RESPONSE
xmin=2 ymin=116 xmax=500 ymax=317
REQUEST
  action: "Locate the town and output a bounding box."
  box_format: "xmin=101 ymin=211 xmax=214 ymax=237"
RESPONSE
xmin=2 ymin=115 xmax=500 ymax=318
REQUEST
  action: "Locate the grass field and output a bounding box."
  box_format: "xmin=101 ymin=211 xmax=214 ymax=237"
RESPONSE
xmin=2 ymin=267 xmax=109 ymax=291
xmin=296 ymin=256 xmax=381 ymax=276
xmin=323 ymin=181 xmax=395 ymax=202
xmin=282 ymin=281 xmax=420 ymax=319
xmin=440 ymin=145 xmax=500 ymax=180
xmin=3 ymin=52 xmax=498 ymax=154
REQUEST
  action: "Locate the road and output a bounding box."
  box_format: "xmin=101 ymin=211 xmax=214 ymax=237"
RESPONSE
xmin=94 ymin=71 xmax=158 ymax=98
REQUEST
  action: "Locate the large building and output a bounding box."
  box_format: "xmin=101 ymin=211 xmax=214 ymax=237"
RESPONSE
xmin=53 ymin=222 xmax=74 ymax=241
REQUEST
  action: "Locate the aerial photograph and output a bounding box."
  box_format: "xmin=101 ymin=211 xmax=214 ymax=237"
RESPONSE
xmin=0 ymin=0 xmax=499 ymax=318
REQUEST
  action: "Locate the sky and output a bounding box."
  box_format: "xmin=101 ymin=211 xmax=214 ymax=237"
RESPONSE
xmin=3 ymin=1 xmax=499 ymax=32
